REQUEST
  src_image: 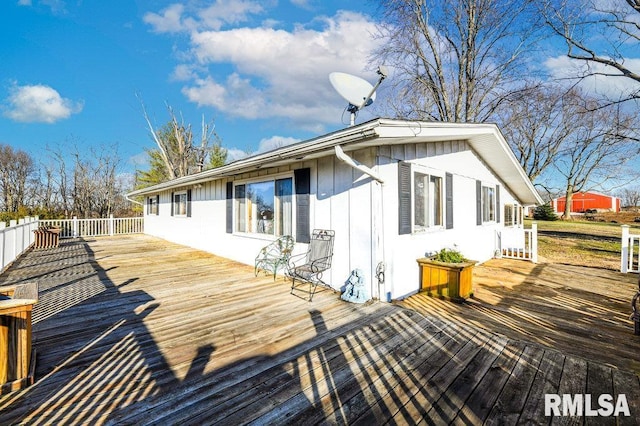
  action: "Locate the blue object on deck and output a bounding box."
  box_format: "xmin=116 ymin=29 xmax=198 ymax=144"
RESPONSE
xmin=341 ymin=269 xmax=370 ymax=304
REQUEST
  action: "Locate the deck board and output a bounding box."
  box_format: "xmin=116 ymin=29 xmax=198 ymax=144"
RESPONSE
xmin=0 ymin=235 xmax=638 ymax=424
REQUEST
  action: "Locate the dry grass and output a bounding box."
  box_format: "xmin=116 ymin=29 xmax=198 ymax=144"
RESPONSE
xmin=531 ymin=215 xmax=640 ymax=270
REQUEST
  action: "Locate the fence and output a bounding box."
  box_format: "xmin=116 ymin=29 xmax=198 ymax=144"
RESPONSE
xmin=39 ymin=215 xmax=144 ymax=239
xmin=496 ymin=223 xmax=538 ymax=263
xmin=0 ymin=217 xmax=39 ymax=272
xmin=621 ymin=225 xmax=640 ymax=273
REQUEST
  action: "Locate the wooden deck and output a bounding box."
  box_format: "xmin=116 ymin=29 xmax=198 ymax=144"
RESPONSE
xmin=400 ymin=258 xmax=640 ymax=375
xmin=0 ymin=236 xmax=638 ymax=424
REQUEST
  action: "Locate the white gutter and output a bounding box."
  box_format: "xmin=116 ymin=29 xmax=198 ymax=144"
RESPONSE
xmin=128 ymin=125 xmax=380 ymax=197
xmin=126 ymin=194 xmax=143 ymax=206
xmin=334 ymin=145 xmax=384 ymax=184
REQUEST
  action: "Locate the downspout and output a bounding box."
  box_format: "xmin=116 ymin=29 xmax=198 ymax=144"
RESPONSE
xmin=334 ymin=145 xmax=384 ymax=184
xmin=126 ymin=194 xmax=144 ymax=206
xmin=334 ymin=145 xmax=387 ymax=301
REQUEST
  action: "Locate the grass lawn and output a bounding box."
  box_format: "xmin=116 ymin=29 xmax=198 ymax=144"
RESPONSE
xmin=528 ymin=218 xmax=640 ymax=270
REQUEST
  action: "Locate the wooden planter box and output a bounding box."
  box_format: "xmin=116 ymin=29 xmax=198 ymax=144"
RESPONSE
xmin=417 ymin=257 xmax=476 ymax=303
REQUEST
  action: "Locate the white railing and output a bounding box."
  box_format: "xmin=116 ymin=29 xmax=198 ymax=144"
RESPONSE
xmin=39 ymin=215 xmax=144 ymax=239
xmin=0 ymin=217 xmax=39 ymax=272
xmin=496 ymin=223 xmax=538 ymax=263
xmin=621 ymin=225 xmax=640 ymax=273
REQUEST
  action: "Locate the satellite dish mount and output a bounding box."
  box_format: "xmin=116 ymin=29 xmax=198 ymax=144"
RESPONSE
xmin=330 ymin=66 xmax=388 ymax=126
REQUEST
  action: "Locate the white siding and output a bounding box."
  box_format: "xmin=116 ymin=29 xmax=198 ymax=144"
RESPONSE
xmin=141 ymin=154 xmax=377 ymax=297
xmin=378 ymin=141 xmax=520 ymax=300
xmin=142 ymin=142 xmax=521 ymax=302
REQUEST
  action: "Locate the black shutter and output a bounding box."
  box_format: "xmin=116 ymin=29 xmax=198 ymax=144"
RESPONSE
xmin=476 ymin=181 xmax=482 ymax=225
xmin=146 ymin=197 xmax=150 ymax=215
xmin=398 ymin=161 xmax=412 ymax=235
xmin=445 ymin=173 xmax=453 ymax=229
xmin=186 ymin=189 xmax=192 ymax=217
xmin=171 ymin=192 xmax=174 ymax=216
xmin=235 ymin=184 xmax=246 ymax=233
xmin=226 ymin=182 xmax=233 ymax=233
xmin=156 ymin=195 xmax=160 ymax=216
xmin=294 ymin=168 xmax=311 ymax=243
xmin=496 ymin=185 xmax=501 ymax=223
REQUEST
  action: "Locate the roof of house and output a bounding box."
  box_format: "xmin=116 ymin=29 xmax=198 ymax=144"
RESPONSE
xmin=128 ymin=118 xmax=543 ymax=205
xmin=553 ymin=191 xmax=621 ymax=201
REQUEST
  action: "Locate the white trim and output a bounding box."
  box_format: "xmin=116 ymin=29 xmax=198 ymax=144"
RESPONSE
xmin=232 ymin=174 xmax=296 ymax=239
xmin=172 ymin=190 xmax=188 ymax=217
xmin=411 ymin=163 xmax=445 ymax=234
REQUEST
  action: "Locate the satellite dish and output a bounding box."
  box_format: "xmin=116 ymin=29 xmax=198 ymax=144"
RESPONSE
xmin=329 ymin=72 xmax=376 ymax=108
xmin=329 ymin=66 xmax=388 ymax=126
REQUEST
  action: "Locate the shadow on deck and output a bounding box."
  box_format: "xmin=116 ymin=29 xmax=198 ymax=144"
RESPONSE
xmin=0 ymin=236 xmax=638 ymax=424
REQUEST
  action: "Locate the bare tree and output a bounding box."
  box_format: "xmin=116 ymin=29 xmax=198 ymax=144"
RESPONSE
xmin=620 ymin=187 xmax=640 ymax=209
xmin=553 ymin=95 xmax=638 ymax=218
xmin=541 ymin=0 xmax=640 ymax=105
xmin=139 ymin=98 xmax=225 ymax=181
xmin=499 ymin=84 xmax=580 ymax=183
xmin=373 ymin=0 xmax=544 ymax=122
xmin=72 ymin=145 xmax=121 ymax=218
xmin=0 ymin=144 xmax=35 ymax=213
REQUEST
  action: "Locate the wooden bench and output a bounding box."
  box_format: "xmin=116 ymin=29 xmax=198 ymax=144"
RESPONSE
xmin=0 ymin=282 xmax=38 ymax=394
xmin=33 ymin=226 xmax=61 ymax=249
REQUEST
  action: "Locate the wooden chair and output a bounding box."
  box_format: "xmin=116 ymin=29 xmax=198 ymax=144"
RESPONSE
xmin=254 ymin=235 xmax=295 ymax=280
xmin=286 ymin=230 xmax=335 ymax=301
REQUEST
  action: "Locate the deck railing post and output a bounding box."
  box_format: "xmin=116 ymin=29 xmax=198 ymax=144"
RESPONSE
xmin=531 ymin=222 xmax=538 ymax=263
xmin=9 ymin=220 xmax=17 ymax=265
xmin=73 ymin=216 xmax=78 ymax=238
xmin=0 ymin=222 xmax=6 ymax=270
xmin=621 ymin=225 xmax=630 ymax=273
xmin=109 ymin=214 xmax=114 ymax=236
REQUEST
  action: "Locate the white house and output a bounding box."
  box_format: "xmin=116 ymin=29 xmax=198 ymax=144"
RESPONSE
xmin=128 ymin=118 xmax=542 ymax=301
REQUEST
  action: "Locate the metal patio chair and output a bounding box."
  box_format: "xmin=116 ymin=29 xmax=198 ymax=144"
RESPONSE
xmin=286 ymin=229 xmax=335 ymax=301
xmin=254 ymin=235 xmax=295 ymax=280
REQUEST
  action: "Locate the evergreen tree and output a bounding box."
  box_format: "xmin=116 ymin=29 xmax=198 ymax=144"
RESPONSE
xmin=533 ymin=203 xmax=558 ymax=221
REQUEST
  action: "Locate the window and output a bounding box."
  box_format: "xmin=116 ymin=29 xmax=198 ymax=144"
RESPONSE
xmin=398 ymin=162 xmax=450 ymax=235
xmin=504 ymin=204 xmax=524 ymax=227
xmin=414 ymin=172 xmax=443 ymax=230
xmin=482 ymin=186 xmax=495 ymax=222
xmin=504 ymin=204 xmax=514 ymax=227
xmin=147 ymin=195 xmax=158 ymax=215
xmin=172 ymin=190 xmax=190 ymax=217
xmin=235 ymin=177 xmax=293 ymax=236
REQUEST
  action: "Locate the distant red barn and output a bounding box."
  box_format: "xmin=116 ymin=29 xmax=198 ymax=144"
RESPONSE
xmin=552 ymin=191 xmax=620 ymax=214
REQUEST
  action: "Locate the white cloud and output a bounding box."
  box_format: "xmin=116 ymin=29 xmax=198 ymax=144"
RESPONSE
xmin=224 ymin=135 xmax=300 ymax=164
xmin=545 ymin=55 xmax=640 ymax=99
xmin=226 ymin=147 xmax=250 ymax=162
xmin=3 ymin=83 xmax=83 ymax=123
xmin=144 ymin=0 xmax=264 ymax=33
xmin=174 ymin=10 xmax=381 ymax=128
xmin=20 ymin=0 xmax=67 ymax=13
xmin=257 ymin=135 xmax=300 ymax=152
xmin=144 ymin=4 xmax=190 ymax=33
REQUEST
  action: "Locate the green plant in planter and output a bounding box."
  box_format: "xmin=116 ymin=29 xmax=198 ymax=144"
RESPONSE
xmin=432 ymin=247 xmax=467 ymax=263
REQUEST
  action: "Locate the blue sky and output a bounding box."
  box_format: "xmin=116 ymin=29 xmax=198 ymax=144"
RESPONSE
xmin=0 ymin=0 xmax=381 ymax=173
xmin=2 ymin=0 xmax=639 ymax=180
